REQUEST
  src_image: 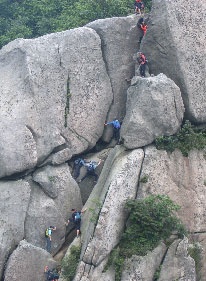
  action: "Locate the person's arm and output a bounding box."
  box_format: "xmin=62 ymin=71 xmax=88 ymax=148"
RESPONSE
xmin=81 ymin=208 xmax=87 ymax=214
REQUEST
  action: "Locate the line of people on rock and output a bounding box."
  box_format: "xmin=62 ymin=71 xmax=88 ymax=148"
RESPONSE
xmin=43 ymin=119 xmax=122 ymax=279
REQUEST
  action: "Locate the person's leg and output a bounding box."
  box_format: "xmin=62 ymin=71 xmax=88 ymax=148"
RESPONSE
xmin=46 ymin=237 xmax=51 ymax=253
xmin=142 ymin=63 xmax=146 ymax=77
xmin=76 ymin=222 xmax=81 ymax=237
xmin=78 ymin=170 xmax=89 ymax=182
xmin=73 ymin=165 xmax=80 ymax=179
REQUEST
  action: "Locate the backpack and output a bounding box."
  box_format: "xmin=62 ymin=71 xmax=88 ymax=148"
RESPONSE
xmin=74 ymin=212 xmax=81 ymax=221
xmin=45 ymin=228 xmax=49 ymax=238
xmin=87 ymin=161 xmax=96 ymax=171
xmin=113 ymin=120 xmax=121 ymax=129
xmin=74 ymin=158 xmax=84 ymax=166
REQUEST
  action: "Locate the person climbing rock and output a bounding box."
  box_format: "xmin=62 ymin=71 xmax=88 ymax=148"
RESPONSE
xmin=138 ymin=52 xmax=147 ymax=77
xmin=134 ymin=0 xmax=142 ymax=14
xmin=72 ymin=158 xmax=87 ymax=180
xmin=44 ymin=266 xmax=60 ymax=281
xmin=137 ymin=19 xmax=147 ymax=43
xmin=65 ymin=208 xmax=87 ymax=238
xmin=104 ymin=119 xmax=121 ymax=144
xmin=78 ymin=160 xmax=102 ymax=183
xmin=45 ymin=226 xmax=56 ymax=253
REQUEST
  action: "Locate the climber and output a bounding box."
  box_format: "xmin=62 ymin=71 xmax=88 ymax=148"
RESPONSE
xmin=65 ymin=208 xmax=87 ymax=238
xmin=134 ymin=0 xmax=144 ymax=14
xmin=44 ymin=266 xmax=60 ymax=281
xmin=45 ymin=226 xmax=56 ymax=253
xmin=138 ymin=52 xmax=147 ymax=77
xmin=104 ymin=119 xmax=121 ymax=144
xmin=72 ymin=157 xmax=87 ymax=180
xmin=134 ymin=0 xmax=142 ymax=14
xmin=137 ymin=19 xmax=148 ymax=43
xmin=78 ymin=159 xmax=102 ymax=183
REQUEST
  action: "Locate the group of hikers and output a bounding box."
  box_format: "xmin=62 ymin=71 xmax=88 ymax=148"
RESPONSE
xmin=44 ymin=119 xmax=121 ymax=280
xmin=72 ymin=119 xmax=121 ymax=183
xmin=134 ymin=0 xmax=148 ymax=78
xmin=44 ymin=6 xmax=148 ymax=279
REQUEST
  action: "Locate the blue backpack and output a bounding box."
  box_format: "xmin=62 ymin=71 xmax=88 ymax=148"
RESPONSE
xmin=74 ymin=212 xmax=81 ymax=221
xmin=87 ymin=161 xmax=96 ymax=171
xmin=113 ymin=120 xmax=121 ymax=129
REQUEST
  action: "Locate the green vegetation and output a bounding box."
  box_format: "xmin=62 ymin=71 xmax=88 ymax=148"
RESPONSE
xmin=188 ymin=242 xmax=202 ymax=281
xmin=105 ymin=195 xmax=186 ymax=281
xmin=88 ymin=198 xmax=102 ymax=224
xmin=61 ymin=245 xmax=81 ymax=281
xmin=140 ymin=174 xmax=149 ymax=183
xmin=0 ymin=0 xmax=152 ymax=49
xmin=155 ymin=120 xmax=206 ymax=157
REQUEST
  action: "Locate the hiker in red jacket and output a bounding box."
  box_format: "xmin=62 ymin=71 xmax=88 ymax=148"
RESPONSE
xmin=137 ymin=18 xmax=148 ymax=43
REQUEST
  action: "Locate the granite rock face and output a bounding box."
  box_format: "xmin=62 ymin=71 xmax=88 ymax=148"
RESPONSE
xmin=0 ymin=27 xmax=113 ymax=178
xmin=121 ymin=73 xmax=184 ymax=149
xmin=138 ymin=146 xmax=206 ymax=233
xmin=87 ymin=15 xmax=140 ymax=142
xmin=4 ymin=240 xmax=57 ymax=281
xmin=0 ymin=180 xmax=31 ymax=277
xmin=141 ymin=0 xmax=206 ymax=123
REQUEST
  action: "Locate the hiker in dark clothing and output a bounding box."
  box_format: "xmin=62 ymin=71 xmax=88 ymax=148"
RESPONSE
xmin=134 ymin=0 xmax=142 ymax=14
xmin=104 ymin=119 xmax=121 ymax=143
xmin=138 ymin=52 xmax=147 ymax=77
xmin=137 ymin=18 xmax=147 ymax=43
xmin=78 ymin=160 xmax=102 ymax=183
xmin=65 ymin=208 xmax=87 ymax=237
xmin=44 ymin=266 xmax=59 ymax=281
xmin=72 ymin=158 xmax=87 ymax=179
xmin=45 ymin=226 xmax=56 ymax=253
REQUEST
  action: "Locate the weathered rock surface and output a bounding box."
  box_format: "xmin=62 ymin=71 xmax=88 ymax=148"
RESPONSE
xmin=121 ymin=73 xmax=185 ymax=149
xmin=25 ymin=182 xmax=65 ymax=253
xmin=0 ymin=180 xmax=31 ymax=277
xmin=141 ymin=0 xmax=206 ymax=123
xmin=87 ymin=15 xmax=139 ymax=142
xmin=121 ymin=242 xmax=167 ymax=281
xmin=138 ymin=146 xmax=206 ymax=232
xmin=0 ymin=27 xmax=113 ymax=178
xmin=73 ymin=146 xmax=144 ymax=280
xmin=4 ymin=240 xmax=57 ymax=281
xmin=33 ymin=164 xmax=82 ymax=221
xmin=158 ymin=237 xmax=196 ymax=281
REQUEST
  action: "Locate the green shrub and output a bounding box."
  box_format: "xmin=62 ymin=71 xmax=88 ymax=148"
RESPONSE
xmin=105 ymin=195 xmax=186 ymax=281
xmin=155 ymin=120 xmax=206 ymax=156
xmin=188 ymin=243 xmax=202 ymax=281
xmin=140 ymin=175 xmax=149 ymax=183
xmin=61 ymin=245 xmax=81 ymax=281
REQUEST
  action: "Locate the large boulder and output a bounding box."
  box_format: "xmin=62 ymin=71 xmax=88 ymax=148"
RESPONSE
xmin=121 ymin=242 xmax=167 ymax=281
xmin=73 ymin=146 xmax=144 ymax=280
xmin=158 ymin=237 xmax=196 ymax=281
xmin=33 ymin=164 xmax=82 ymax=220
xmin=0 ymin=26 xmax=113 ymax=178
xmin=141 ymin=0 xmax=206 ymax=123
xmin=24 ymin=181 xmax=66 ymax=254
xmin=0 ymin=180 xmax=31 ymax=277
xmin=121 ymin=73 xmax=185 ymax=149
xmin=4 ymin=240 xmax=57 ymax=281
xmin=138 ymin=146 xmax=206 ymax=233
xmin=87 ymin=15 xmax=140 ymax=142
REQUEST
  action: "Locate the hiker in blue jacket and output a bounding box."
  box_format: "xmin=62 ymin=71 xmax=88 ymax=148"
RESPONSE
xmin=65 ymin=208 xmax=87 ymax=237
xmin=104 ymin=119 xmax=121 ymax=144
xmin=78 ymin=160 xmax=102 ymax=183
xmin=72 ymin=158 xmax=87 ymax=180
